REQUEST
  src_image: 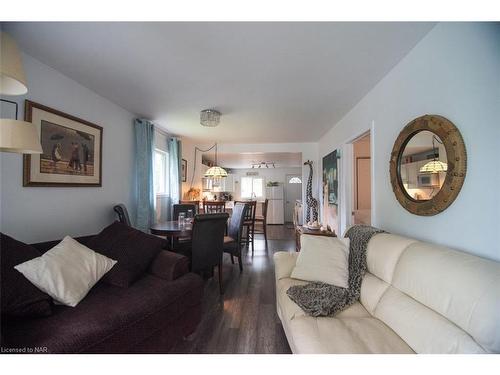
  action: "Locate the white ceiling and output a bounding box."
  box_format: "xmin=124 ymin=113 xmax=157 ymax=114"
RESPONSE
xmin=205 ymin=152 xmax=302 ymax=169
xmin=4 ymin=22 xmax=435 ymax=143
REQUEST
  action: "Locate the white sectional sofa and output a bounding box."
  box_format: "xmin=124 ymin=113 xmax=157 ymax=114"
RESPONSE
xmin=274 ymin=233 xmax=500 ymax=353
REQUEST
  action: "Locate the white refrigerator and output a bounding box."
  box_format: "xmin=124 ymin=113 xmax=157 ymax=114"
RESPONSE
xmin=266 ymin=185 xmax=284 ymax=224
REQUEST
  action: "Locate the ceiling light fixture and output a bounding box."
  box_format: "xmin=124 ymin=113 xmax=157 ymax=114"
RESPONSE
xmin=251 ymin=161 xmax=275 ymax=169
xmin=200 ymin=109 xmax=221 ymax=127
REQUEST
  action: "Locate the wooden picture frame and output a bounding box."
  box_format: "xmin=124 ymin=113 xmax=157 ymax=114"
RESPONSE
xmin=181 ymin=158 xmax=187 ymax=182
xmin=23 ymin=100 xmax=103 ymax=187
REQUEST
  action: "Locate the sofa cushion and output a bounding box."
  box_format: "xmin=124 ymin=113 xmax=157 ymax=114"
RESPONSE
xmin=391 ymin=242 xmax=500 ymax=353
xmin=291 ymin=236 xmax=350 ymax=288
xmin=366 ymin=233 xmax=417 ymax=283
xmin=1 ymin=273 xmax=203 ymax=353
xmin=374 ymin=286 xmax=485 ymax=354
xmin=286 ymin=315 xmax=414 ymax=354
xmin=148 ymin=251 xmax=189 ymax=281
xmin=14 ymin=236 xmax=117 ymax=307
xmin=274 ymin=251 xmax=299 ymax=281
xmin=0 ymin=233 xmax=53 ymax=318
xmin=278 ymin=277 xmax=370 ymax=322
xmin=87 ymin=222 xmax=166 ymax=287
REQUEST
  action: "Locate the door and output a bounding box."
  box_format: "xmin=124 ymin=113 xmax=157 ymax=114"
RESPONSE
xmin=351 ymin=132 xmax=371 ymax=226
xmin=285 ymin=174 xmax=302 ymax=223
xmin=356 ymin=158 xmax=371 ymax=210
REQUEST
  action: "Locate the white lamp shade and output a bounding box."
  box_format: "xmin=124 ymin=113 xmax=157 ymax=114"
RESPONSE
xmin=419 ymin=160 xmax=448 ymax=174
xmin=204 ymin=166 xmax=228 ymax=178
xmin=0 ymin=119 xmax=42 ymax=154
xmin=0 ymin=31 xmax=28 ymax=96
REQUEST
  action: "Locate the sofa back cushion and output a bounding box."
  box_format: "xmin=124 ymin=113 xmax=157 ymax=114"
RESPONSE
xmin=1 ymin=233 xmax=53 ymax=317
xmin=360 ymin=233 xmax=500 ymax=354
xmin=87 ymin=222 xmax=166 ymax=287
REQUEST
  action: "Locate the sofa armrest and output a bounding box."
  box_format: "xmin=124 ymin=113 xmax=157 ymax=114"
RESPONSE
xmin=273 ymin=251 xmax=299 ymax=281
xmin=148 ymin=251 xmax=190 ymax=281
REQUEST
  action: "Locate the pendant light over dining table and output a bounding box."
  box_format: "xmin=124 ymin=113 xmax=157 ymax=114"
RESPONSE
xmin=0 ymin=31 xmax=42 ymax=154
xmin=204 ymin=143 xmax=227 ymax=180
xmin=419 ymin=135 xmax=448 ymax=174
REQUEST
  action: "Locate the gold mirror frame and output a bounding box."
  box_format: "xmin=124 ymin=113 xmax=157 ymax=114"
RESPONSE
xmin=390 ymin=115 xmax=467 ymax=216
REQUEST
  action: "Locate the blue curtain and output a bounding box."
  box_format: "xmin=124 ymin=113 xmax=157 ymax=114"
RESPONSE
xmin=134 ymin=119 xmax=155 ymax=232
xmin=168 ymin=137 xmax=182 ymax=209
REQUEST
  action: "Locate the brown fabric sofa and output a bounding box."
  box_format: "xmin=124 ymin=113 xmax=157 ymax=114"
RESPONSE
xmin=1 ymin=235 xmax=204 ymax=354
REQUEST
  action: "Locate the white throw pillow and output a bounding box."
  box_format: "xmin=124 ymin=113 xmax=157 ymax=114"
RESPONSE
xmin=15 ymin=236 xmax=117 ymax=307
xmin=291 ymin=235 xmax=350 ymax=288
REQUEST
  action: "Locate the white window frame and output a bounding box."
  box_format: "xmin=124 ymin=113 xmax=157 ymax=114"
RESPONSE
xmin=153 ymin=148 xmax=169 ymax=197
xmin=241 ymin=176 xmax=264 ymax=199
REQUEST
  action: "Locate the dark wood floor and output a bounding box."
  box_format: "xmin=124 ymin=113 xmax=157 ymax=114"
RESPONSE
xmin=169 ymin=224 xmax=295 ymax=354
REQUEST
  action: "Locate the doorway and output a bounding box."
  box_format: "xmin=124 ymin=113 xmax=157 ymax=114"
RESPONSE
xmin=352 ymin=133 xmax=371 ymax=225
xmin=284 ymin=174 xmax=302 ymax=223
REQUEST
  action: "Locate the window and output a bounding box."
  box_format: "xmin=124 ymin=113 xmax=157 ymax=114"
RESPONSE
xmin=154 ymin=149 xmax=169 ymax=196
xmin=241 ymin=176 xmax=264 ymax=199
xmin=288 ymin=177 xmax=302 ymax=184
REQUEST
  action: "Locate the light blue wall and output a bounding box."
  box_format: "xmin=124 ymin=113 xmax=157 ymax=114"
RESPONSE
xmin=318 ymin=23 xmax=500 ymax=260
xmin=0 ymin=54 xmax=136 ymax=243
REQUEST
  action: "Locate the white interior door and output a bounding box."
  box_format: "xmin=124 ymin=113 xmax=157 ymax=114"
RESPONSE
xmin=285 ymin=174 xmax=302 ymax=223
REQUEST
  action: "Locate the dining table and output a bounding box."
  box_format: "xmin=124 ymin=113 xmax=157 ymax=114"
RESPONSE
xmin=150 ymin=220 xmax=193 ymax=250
xmin=150 ymin=220 xmax=193 ymax=237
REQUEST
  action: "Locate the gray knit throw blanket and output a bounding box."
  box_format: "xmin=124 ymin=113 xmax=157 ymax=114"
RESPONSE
xmin=286 ymin=225 xmax=385 ymax=317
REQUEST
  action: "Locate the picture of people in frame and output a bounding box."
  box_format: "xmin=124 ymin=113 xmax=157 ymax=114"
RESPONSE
xmin=39 ymin=120 xmax=95 ymax=176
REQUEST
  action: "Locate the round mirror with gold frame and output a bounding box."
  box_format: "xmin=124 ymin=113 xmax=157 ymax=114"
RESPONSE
xmin=390 ymin=115 xmax=467 ymax=216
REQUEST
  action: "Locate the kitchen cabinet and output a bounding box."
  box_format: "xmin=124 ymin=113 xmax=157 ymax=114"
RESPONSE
xmin=400 ymin=160 xmax=427 ymax=188
xmin=202 ymin=174 xmax=234 ymax=192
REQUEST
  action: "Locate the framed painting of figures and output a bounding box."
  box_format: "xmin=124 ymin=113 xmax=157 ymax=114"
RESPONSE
xmin=23 ymin=100 xmax=103 ymax=187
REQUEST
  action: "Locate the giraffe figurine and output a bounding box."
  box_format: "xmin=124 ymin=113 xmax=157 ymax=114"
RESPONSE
xmin=303 ymin=160 xmax=319 ymax=224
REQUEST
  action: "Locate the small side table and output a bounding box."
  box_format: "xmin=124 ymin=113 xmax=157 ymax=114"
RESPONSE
xmin=295 ymin=225 xmax=337 ymax=252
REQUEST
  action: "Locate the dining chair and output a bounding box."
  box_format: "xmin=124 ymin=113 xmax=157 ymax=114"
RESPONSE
xmin=180 ymin=200 xmax=200 ymax=214
xmin=235 ymin=200 xmax=257 ymax=254
xmin=223 ymin=202 xmax=248 ymax=272
xmin=191 ymin=213 xmax=229 ymax=294
xmin=113 ymin=204 xmax=132 ymax=227
xmin=203 ymin=201 xmax=226 ymax=214
xmin=173 ymin=203 xmax=197 ymax=219
xmin=253 ymin=198 xmax=269 ymax=242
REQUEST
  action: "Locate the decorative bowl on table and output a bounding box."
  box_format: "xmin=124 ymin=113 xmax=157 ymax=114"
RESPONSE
xmin=304 ymin=222 xmax=322 ymax=231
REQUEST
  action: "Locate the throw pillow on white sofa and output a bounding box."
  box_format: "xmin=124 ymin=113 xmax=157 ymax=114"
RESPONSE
xmin=291 ymin=235 xmax=350 ymax=288
xmin=15 ymin=236 xmax=117 ymax=307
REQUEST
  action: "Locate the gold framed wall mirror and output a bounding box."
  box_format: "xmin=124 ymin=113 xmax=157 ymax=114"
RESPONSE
xmin=389 ymin=115 xmax=467 ymax=216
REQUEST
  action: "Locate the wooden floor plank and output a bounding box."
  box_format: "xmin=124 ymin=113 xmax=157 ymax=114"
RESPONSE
xmin=169 ymin=224 xmax=294 ymax=354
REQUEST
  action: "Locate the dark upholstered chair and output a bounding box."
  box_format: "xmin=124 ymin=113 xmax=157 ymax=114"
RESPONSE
xmin=223 ymin=202 xmax=248 ymax=272
xmin=173 ymin=203 xmax=197 ymax=220
xmin=113 ymin=204 xmax=132 ymax=227
xmin=254 ymin=199 xmax=269 ymax=242
xmin=203 ymin=201 xmax=226 ymax=213
xmin=236 ymin=200 xmax=257 ymax=254
xmin=180 ymin=200 xmax=200 ymax=214
xmin=190 ymin=213 xmax=229 ymax=294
